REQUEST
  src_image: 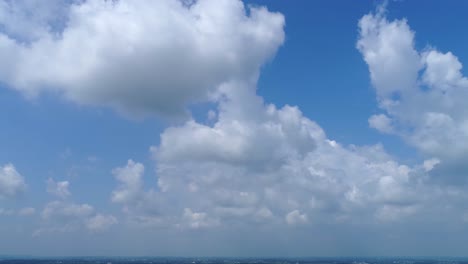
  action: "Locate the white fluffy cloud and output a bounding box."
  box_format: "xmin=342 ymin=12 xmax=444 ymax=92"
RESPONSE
xmin=111 ymin=160 xmax=144 ymax=204
xmin=0 ymin=0 xmax=284 ymax=118
xmin=85 ymin=214 xmax=118 ymax=232
xmin=110 ymin=79 xmax=448 ymax=228
xmin=285 ymin=210 xmax=308 ymax=225
xmin=3 ymin=0 xmax=467 ymax=244
xmin=37 ymin=179 xmax=117 ymax=235
xmin=46 ymin=178 xmax=71 ymax=199
xmin=358 ymin=6 xmax=468 ymax=177
xmin=369 ymin=114 xmax=394 ymax=134
xmin=0 ymin=163 xmax=26 ymax=198
xmin=181 ymin=208 xmax=220 ymax=229
xmin=99 ymin=2 xmax=468 ymax=230
xmin=152 ymin=89 xmax=434 ymax=225
xmin=111 ymin=160 xmax=164 ymax=225
xmin=38 ymin=200 xmax=118 ymax=234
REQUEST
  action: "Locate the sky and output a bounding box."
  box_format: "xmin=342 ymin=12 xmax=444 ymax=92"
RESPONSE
xmin=2 ymin=0 xmax=468 ymax=257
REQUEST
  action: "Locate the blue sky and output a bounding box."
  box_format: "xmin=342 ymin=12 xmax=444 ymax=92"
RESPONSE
xmin=2 ymin=0 xmax=468 ymax=257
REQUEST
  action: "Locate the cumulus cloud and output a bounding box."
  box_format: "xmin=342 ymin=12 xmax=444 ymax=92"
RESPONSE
xmin=423 ymin=158 xmax=440 ymax=172
xmin=111 ymin=160 xmax=165 ymax=226
xmin=285 ymin=210 xmax=308 ymax=225
xmin=369 ymin=114 xmax=393 ymax=134
xmin=111 ymin=79 xmax=443 ymax=228
xmin=96 ymin=2 xmax=466 ymax=230
xmin=85 ymin=214 xmax=118 ymax=232
xmin=152 ymin=94 xmax=432 ymax=225
xmin=181 ymin=208 xmax=220 ymax=229
xmin=0 ymin=163 xmax=26 ymax=198
xmin=38 ymin=200 xmax=118 ymax=234
xmin=0 ymin=0 xmax=284 ymax=118
xmin=357 ymin=6 xmax=468 ymax=181
xmin=46 ymin=178 xmax=71 ymax=199
xmin=111 ymin=160 xmax=144 ymax=204
xmin=37 ymin=179 xmax=117 ymax=235
xmin=2 ymin=0 xmax=466 ymax=243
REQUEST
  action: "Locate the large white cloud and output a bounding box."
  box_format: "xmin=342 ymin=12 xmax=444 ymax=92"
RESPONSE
xmin=0 ymin=0 xmax=284 ymax=118
xmin=3 ymin=0 xmax=468 ymax=246
xmin=0 ymin=163 xmax=26 ymax=198
xmin=111 ymin=80 xmax=450 ymax=228
xmin=101 ymin=3 xmax=468 ymax=231
xmin=358 ymin=7 xmax=468 ymax=180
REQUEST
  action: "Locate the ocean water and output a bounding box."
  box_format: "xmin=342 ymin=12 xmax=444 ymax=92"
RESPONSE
xmin=1 ymin=258 xmax=468 ymax=264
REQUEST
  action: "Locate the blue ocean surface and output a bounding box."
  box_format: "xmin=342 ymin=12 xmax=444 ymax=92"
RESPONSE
xmin=1 ymin=258 xmax=468 ymax=264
